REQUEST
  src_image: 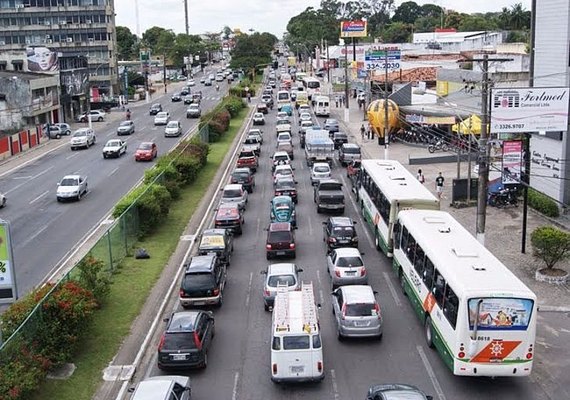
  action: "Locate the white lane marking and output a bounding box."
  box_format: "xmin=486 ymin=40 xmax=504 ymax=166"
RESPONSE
xmin=245 ymin=272 xmax=253 ymax=307
xmin=316 ymin=270 xmax=325 ymax=305
xmin=12 ymin=176 xmax=32 ymax=179
xmin=330 ymin=369 xmax=340 ymax=400
xmin=27 ymin=225 xmax=48 ymax=243
xmin=383 ymin=272 xmax=402 ymax=307
xmin=29 ymin=190 xmax=49 ymax=205
xmin=106 ymin=132 xmax=114 ymax=137
xmin=5 ymin=165 xmax=54 ymax=194
xmin=416 ymin=345 xmax=447 ymax=400
xmin=108 ymin=167 xmax=119 ymax=177
xmin=65 ymin=153 xmax=79 ymax=160
xmin=0 ymin=140 xmax=68 ymax=179
xmin=232 ymin=371 xmax=240 ymax=400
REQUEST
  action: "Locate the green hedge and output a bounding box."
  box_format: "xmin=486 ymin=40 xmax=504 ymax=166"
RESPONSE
xmin=198 ymin=95 xmax=245 ymax=142
xmin=528 ymin=188 xmax=560 ymax=218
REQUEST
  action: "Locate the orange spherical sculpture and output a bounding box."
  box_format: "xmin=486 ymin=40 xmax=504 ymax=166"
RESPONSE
xmin=367 ymin=99 xmax=399 ymax=138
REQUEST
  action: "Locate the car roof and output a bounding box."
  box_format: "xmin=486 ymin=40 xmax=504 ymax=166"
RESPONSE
xmin=342 ymin=143 xmax=360 ymax=149
xmin=224 ymin=184 xmax=243 ymax=191
xmin=61 ymin=174 xmax=81 ymax=180
xmin=312 ymin=162 xmax=330 ymax=168
xmin=338 ymin=285 xmax=375 ymax=304
xmin=272 ymin=195 xmax=292 ymax=203
xmin=368 ymin=384 xmax=428 ymax=400
xmin=273 ymin=151 xmax=289 ymax=157
xmin=139 ymin=141 xmax=155 ymax=146
xmin=186 ymin=254 xmax=216 ymax=272
xmin=167 ymin=311 xmax=200 ymax=332
xmin=329 ymin=217 xmax=354 ymax=227
xmin=268 ymin=263 xmax=297 ymax=275
xmin=269 ymin=222 xmax=291 ymax=232
xmin=334 ymin=247 xmax=361 ymax=257
xmin=274 ymin=164 xmax=292 ymax=171
xmin=132 ymin=379 xmax=175 ymax=400
xmin=233 ymin=167 xmax=252 ymax=174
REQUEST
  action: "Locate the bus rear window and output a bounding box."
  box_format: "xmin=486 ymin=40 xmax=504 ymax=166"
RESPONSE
xmin=468 ymin=298 xmax=534 ymax=330
xmin=283 ymin=335 xmax=310 ymax=350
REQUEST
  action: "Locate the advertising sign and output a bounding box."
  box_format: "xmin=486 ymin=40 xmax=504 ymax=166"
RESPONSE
xmin=61 ymin=69 xmax=89 ymax=97
xmin=26 ymin=46 xmax=59 ymax=73
xmin=340 ymin=20 xmax=368 ymax=38
xmin=501 ymin=140 xmax=523 ymax=184
xmin=0 ymin=220 xmax=17 ymax=304
xmin=491 ymin=87 xmax=569 ymax=133
xmin=364 ymin=47 xmax=401 ymax=71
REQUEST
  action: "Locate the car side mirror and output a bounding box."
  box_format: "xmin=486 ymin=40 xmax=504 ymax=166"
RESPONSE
xmin=127 ymin=387 xmax=135 ymax=393
xmin=260 ymin=270 xmax=267 ymax=275
xmin=317 ymin=303 xmax=322 ymax=310
xmin=294 ymin=181 xmax=298 ymax=184
xmin=162 ymin=317 xmax=170 ymax=323
xmin=292 ymin=167 xmax=296 ymax=171
xmin=294 ymin=226 xmax=298 ymax=230
xmin=296 ymin=268 xmax=304 ymax=273
xmin=56 ymin=182 xmax=60 ymax=186
xmin=360 ymin=252 xmax=365 ymax=256
xmin=321 ymin=221 xmax=327 ymax=225
xmin=353 ymin=221 xmax=358 ymax=224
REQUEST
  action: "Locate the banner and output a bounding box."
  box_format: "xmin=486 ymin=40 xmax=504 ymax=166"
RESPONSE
xmin=491 ymin=87 xmax=569 ymax=133
xmin=26 ymin=46 xmax=59 ymax=73
xmin=340 ymin=20 xmax=367 ymax=38
xmin=502 ymin=140 xmax=523 ymax=184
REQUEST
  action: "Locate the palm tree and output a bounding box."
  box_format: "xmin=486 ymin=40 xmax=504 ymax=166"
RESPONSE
xmin=510 ymin=3 xmax=527 ymax=30
xmin=498 ymin=7 xmax=511 ymax=30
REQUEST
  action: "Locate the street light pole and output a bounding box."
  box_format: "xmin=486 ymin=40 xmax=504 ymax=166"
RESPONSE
xmin=343 ymin=39 xmax=350 ymax=123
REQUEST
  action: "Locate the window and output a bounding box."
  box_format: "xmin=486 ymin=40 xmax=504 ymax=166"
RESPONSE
xmin=282 ymin=335 xmax=310 ymax=350
xmin=413 ymin=245 xmax=425 ymax=276
xmin=443 ymin=286 xmax=458 ymax=329
xmin=405 ymin=233 xmax=416 ymax=262
xmin=432 ymin=270 xmax=445 ymax=307
xmin=271 ymin=336 xmax=281 ymax=350
xmin=393 ymin=222 xmax=401 ymax=249
xmin=400 ymin=226 xmax=410 ymax=254
xmin=312 ymin=334 xmax=321 ymax=349
xmin=423 ymin=257 xmax=435 ymax=290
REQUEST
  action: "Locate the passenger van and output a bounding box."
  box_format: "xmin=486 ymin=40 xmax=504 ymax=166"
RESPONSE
xmin=314 ymin=95 xmax=330 ymax=117
xmin=277 ymin=90 xmax=290 ymax=111
xmin=271 ymin=282 xmax=324 ymax=383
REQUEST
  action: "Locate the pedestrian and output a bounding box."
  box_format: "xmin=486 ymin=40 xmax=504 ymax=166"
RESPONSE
xmin=246 ymin=92 xmax=251 ymax=103
xmin=335 ymin=95 xmax=339 ymax=108
xmin=340 ymin=95 xmax=344 ymax=107
xmin=360 ymin=124 xmax=366 ymax=140
xmin=367 ymin=124 xmax=371 ymax=140
xmin=435 ymin=172 xmax=445 ymax=199
xmin=417 ymin=169 xmax=425 ymax=184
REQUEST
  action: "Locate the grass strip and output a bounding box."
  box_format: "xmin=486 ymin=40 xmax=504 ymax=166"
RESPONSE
xmin=30 ymin=108 xmax=248 ymax=400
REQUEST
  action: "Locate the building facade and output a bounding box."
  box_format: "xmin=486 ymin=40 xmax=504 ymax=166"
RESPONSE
xmin=0 ymin=0 xmax=118 ymax=100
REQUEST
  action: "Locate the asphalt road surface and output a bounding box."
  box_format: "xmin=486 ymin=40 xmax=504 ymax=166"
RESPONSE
xmin=132 ymin=95 xmax=569 ymax=400
xmin=0 ymin=71 xmax=229 ymax=295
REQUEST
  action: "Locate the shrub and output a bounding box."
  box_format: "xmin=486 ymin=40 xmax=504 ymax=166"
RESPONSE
xmin=528 ymin=188 xmax=560 ymax=218
xmin=173 ymin=156 xmax=201 ymax=185
xmin=531 ymin=226 xmax=570 ymax=269
xmin=0 ymin=285 xmax=52 ymax=338
xmin=76 ymin=256 xmax=111 ymax=306
xmin=136 ymin=192 xmax=163 ymax=236
xmin=0 ymin=347 xmax=51 ymax=400
xmin=214 ymin=108 xmax=231 ymax=131
xmin=223 ymin=95 xmax=245 ymax=117
xmin=188 ymin=138 xmax=209 ymax=166
xmin=144 ymin=163 xmax=182 ymax=199
xmin=112 ymin=185 xmax=146 ymax=218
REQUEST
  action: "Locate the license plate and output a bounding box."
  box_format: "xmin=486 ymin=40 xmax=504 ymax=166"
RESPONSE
xmin=345 ymin=271 xmax=356 ymax=276
xmin=355 ymin=320 xmax=369 ymax=327
xmin=290 ymin=365 xmax=304 ymax=373
xmin=282 ymin=192 xmax=290 ymax=195
xmin=193 ymin=301 xmax=206 ymax=306
xmin=172 ymin=354 xmax=187 ymax=361
xmin=276 ymin=251 xmax=286 ymax=256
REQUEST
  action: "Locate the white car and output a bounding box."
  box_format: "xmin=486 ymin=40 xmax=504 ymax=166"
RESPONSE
xmin=327 ymin=247 xmax=368 ymax=289
xmin=154 ymin=111 xmax=170 ymax=125
xmin=164 ymin=120 xmax=182 ymax=137
xmin=310 ymin=162 xmax=331 ymax=185
xmin=276 ymin=119 xmax=292 ymax=134
xmin=273 ymin=164 xmax=295 ymax=184
xmin=70 ymin=128 xmax=96 ymax=150
xmin=252 ymin=113 xmax=265 ymax=125
xmin=298 ymin=104 xmax=310 ymax=114
xmin=276 ymin=132 xmax=292 ymax=147
xmin=299 ymin=112 xmax=312 ymax=125
xmin=56 ymin=175 xmax=88 ymax=202
xmin=276 ymin=111 xmax=288 ymax=119
xmin=220 ymin=184 xmax=248 ymax=210
xmin=102 ymin=139 xmax=127 ymax=158
xmin=187 ymin=79 xmax=196 ymax=86
xmin=0 ymin=192 xmax=6 ymax=208
xmin=78 ymin=110 xmax=105 ymax=123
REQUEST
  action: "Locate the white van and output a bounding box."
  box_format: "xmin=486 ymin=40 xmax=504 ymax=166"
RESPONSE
xmin=314 ymin=95 xmax=330 ymax=117
xmin=270 ymin=282 xmax=324 ymax=383
xmin=277 ymin=90 xmax=290 ymax=110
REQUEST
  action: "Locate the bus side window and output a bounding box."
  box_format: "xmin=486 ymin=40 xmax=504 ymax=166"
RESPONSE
xmin=413 ymin=245 xmax=425 ymax=276
xmin=272 ymin=336 xmax=281 ymax=350
xmin=393 ymin=222 xmax=401 ymax=249
xmin=432 ymin=270 xmax=446 ymax=307
xmin=401 ymin=227 xmax=410 ymax=254
xmin=405 ymin=234 xmax=416 ymax=262
xmin=423 ymin=257 xmax=435 ymax=290
xmin=443 ymin=285 xmax=459 ymax=329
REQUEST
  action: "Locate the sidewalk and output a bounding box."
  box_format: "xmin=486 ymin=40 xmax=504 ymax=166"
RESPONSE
xmin=329 ymin=95 xmax=570 ymax=310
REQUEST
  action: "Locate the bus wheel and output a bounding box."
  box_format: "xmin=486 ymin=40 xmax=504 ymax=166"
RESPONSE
xmin=399 ymin=271 xmax=407 ymax=296
xmin=374 ymin=230 xmax=381 ymax=251
xmin=425 ymin=316 xmax=435 ymax=349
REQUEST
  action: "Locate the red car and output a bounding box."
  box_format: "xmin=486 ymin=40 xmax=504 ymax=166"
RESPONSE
xmin=135 ymin=142 xmax=158 ymax=161
xmin=236 ymin=148 xmax=258 ymax=172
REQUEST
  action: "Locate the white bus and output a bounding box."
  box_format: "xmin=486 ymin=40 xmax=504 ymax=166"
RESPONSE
xmin=314 ymin=95 xmax=330 ymax=117
xmin=356 ymin=160 xmax=439 ymax=256
xmin=392 ymin=209 xmax=537 ymax=376
xmin=302 ymin=77 xmax=321 ymax=100
xmin=270 ymin=282 xmax=324 ymax=383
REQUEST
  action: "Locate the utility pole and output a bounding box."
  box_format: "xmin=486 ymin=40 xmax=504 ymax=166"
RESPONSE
xmin=383 ymin=50 xmax=389 ymax=159
xmin=183 ymin=0 xmax=189 ymax=35
xmin=326 ymin=40 xmax=331 ymax=83
xmin=163 ymin=52 xmax=167 ymax=93
xmin=343 ymin=39 xmax=349 ymax=122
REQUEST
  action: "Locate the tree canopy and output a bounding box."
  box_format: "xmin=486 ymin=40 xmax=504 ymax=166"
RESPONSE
xmin=229 ymin=32 xmax=278 ymax=71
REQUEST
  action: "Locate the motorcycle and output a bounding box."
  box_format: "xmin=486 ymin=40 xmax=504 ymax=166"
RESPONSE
xmin=488 ymin=187 xmax=519 ymax=208
xmin=428 ymin=139 xmax=449 ymax=153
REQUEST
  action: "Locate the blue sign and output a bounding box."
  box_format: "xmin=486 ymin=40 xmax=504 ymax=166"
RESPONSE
xmin=357 ymin=69 xmax=368 ymax=79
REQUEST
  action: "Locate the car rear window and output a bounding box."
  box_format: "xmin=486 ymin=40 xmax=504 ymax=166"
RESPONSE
xmin=314 ymin=165 xmax=330 ymax=173
xmin=343 ymin=147 xmax=361 ymax=154
xmin=336 ymin=256 xmax=363 ymax=267
xmin=268 ymin=231 xmax=292 ymax=242
xmin=345 ymin=303 xmax=376 ymax=317
xmin=267 ymin=274 xmax=296 ymax=287
xmin=319 ymin=182 xmax=342 ymax=191
xmin=283 ymin=335 xmax=310 ymax=350
xmin=332 ymin=226 xmax=354 ymax=235
xmin=182 ymin=272 xmax=215 ymax=290
xmin=163 ymin=332 xmax=197 ymax=350
xmin=223 ymin=189 xmax=242 ymax=198
xmin=232 ymin=171 xmax=249 ymax=179
xmin=239 ymin=151 xmax=255 ymax=158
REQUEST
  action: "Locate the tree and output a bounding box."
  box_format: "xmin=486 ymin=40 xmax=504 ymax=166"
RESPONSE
xmin=382 ymin=22 xmax=413 ymax=43
xmin=116 ymin=26 xmax=138 ymax=61
xmin=286 ymin=7 xmax=339 ymax=52
xmin=142 ymin=26 xmax=169 ymax=52
xmin=458 ymin=15 xmax=497 ymax=31
xmin=222 ymin=26 xmax=233 ymax=40
xmin=444 ymin=11 xmax=466 ymax=30
xmin=414 ymin=16 xmax=439 ymax=33
xmin=230 ymin=32 xmax=275 ymax=72
xmin=531 ymin=226 xmax=570 ymax=270
xmin=392 ymin=1 xmax=422 ymax=24
xmin=509 ymin=3 xmax=530 ymax=30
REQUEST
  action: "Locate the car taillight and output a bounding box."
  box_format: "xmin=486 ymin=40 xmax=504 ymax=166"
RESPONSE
xmin=341 ymin=304 xmax=346 ymax=320
xmin=213 ymin=288 xmax=220 ymax=296
xmin=272 ymin=363 xmax=278 ymax=374
xmin=266 ymin=244 xmax=272 ymax=249
xmin=158 ymin=333 xmax=166 ymax=351
xmin=263 ymin=289 xmax=270 ymax=296
xmin=317 ymin=361 xmax=323 ymax=372
xmin=328 ymin=237 xmax=336 ymax=243
xmin=289 ymin=243 xmax=295 ymax=249
xmin=360 ymin=267 xmax=367 ymax=276
xmin=335 ymin=268 xmax=341 ymax=277
xmin=179 ymin=289 xmax=188 ymax=298
xmin=374 ymin=303 xmax=381 ymax=319
xmin=352 ymin=237 xmax=358 ymax=242
xmin=193 ymin=331 xmax=202 ymax=350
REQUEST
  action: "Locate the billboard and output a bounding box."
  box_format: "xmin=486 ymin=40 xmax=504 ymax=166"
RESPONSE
xmin=0 ymin=220 xmax=17 ymax=304
xmin=340 ymin=20 xmax=367 ymax=38
xmin=491 ymin=87 xmax=569 ymax=133
xmin=501 ymin=140 xmax=523 ymax=185
xmin=26 ymin=46 xmax=59 ymax=72
xmin=61 ymin=69 xmax=89 ymax=96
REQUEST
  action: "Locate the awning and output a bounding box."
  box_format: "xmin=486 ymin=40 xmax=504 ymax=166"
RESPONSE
xmin=452 ymin=114 xmax=481 ymax=135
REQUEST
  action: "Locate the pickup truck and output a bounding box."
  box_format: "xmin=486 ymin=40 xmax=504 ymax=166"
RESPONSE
xmin=313 ymin=179 xmax=345 ymax=214
xmin=305 ymin=129 xmax=334 ymax=167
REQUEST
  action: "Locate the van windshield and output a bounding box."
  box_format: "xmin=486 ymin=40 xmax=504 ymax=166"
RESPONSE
xmin=283 ymin=335 xmax=310 ymax=350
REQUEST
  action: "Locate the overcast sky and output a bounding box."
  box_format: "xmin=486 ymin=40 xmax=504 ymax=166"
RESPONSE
xmin=115 ymin=0 xmax=532 ymax=38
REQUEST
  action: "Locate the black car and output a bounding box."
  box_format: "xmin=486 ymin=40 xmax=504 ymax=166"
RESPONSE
xmin=179 ymin=254 xmax=226 ymax=308
xmin=266 ymin=222 xmax=297 ymax=260
xmin=322 ymin=217 xmax=358 ymax=252
xmin=180 ymin=87 xmax=190 ymax=96
xmin=332 ymin=132 xmax=349 ymax=149
xmin=230 ymin=167 xmax=255 ymax=193
xmin=367 ymin=384 xmax=433 ymax=400
xmin=171 ymin=93 xmax=182 ymax=102
xmin=157 ymin=310 xmax=215 ymax=370
xmin=274 ymin=177 xmax=298 ymax=204
xmin=149 ymin=103 xmax=163 ymax=115
xmin=198 ymin=228 xmax=234 ymax=267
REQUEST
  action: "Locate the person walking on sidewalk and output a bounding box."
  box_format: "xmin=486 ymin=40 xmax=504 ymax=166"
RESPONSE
xmin=335 ymin=95 xmax=339 ymax=108
xmin=435 ymin=172 xmax=445 ymax=199
xmin=417 ymin=169 xmax=425 ymax=184
xmin=360 ymin=124 xmax=366 ymax=140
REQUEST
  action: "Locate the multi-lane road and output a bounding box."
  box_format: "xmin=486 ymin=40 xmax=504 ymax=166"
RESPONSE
xmin=0 ymin=70 xmax=228 ymax=295
xmin=128 ymin=89 xmax=564 ymax=400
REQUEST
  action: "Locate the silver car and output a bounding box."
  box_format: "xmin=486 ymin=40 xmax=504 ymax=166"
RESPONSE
xmin=164 ymin=120 xmax=182 ymax=137
xmin=219 ymin=184 xmax=248 ymax=210
xmin=326 ymin=247 xmax=368 ymax=289
xmin=70 ymin=128 xmax=96 ymax=150
xmin=261 ymin=263 xmax=303 ymax=311
xmin=331 ymin=285 xmax=382 ymax=340
xmin=154 ymin=111 xmax=170 ymax=125
xmin=117 ymin=120 xmax=135 ymax=135
xmin=48 ymin=123 xmax=71 ymax=139
xmin=56 ymin=175 xmax=88 ymax=202
xmin=310 ymin=162 xmax=331 ymax=185
xmin=129 ymin=375 xmax=191 ymax=400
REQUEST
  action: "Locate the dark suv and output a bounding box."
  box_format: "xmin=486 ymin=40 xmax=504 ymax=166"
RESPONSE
xmin=266 ymin=222 xmax=296 ymax=260
xmin=157 ymin=310 xmax=215 ymax=370
xmin=179 ymin=254 xmax=226 ymax=308
xmin=322 ymin=217 xmax=358 ymax=251
xmin=230 ymin=167 xmax=255 ymax=193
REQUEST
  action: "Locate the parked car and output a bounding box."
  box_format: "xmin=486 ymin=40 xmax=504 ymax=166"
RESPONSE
xmin=331 ymin=285 xmax=382 ymax=340
xmin=115 ymin=120 xmax=134 ymax=136
xmin=265 ymin=222 xmax=296 ymax=260
xmin=230 ymin=167 xmax=255 ymax=193
xmin=326 ymin=247 xmax=367 ymax=289
xmin=200 ymin=77 xmax=206 ymax=83
xmin=253 ymin=113 xmax=265 ymax=125
xmin=198 ymin=228 xmax=234 ymax=267
xmin=220 ymin=183 xmax=248 ymax=210
xmin=179 ymin=253 xmax=226 ymax=308
xmin=56 ymin=175 xmax=88 ymax=202
xmin=128 ymin=376 xmax=191 ymax=400
xmin=310 ymin=162 xmax=331 ymax=186
xmin=187 ymin=78 xmax=196 ymax=86
xmin=70 ymin=128 xmax=96 ymax=150
xmin=323 ymin=217 xmax=358 ymax=252
xmin=0 ymin=192 xmax=6 ymax=208
xmin=135 ymin=142 xmax=158 ymax=161
xmin=154 ymin=111 xmax=170 ymax=125
xmin=186 ymin=104 xmax=201 ymax=118
xmin=367 ymin=384 xmax=433 ymax=400
xmin=47 ymin=123 xmax=71 ymax=139
xmin=102 ymin=139 xmax=127 ymax=158
xmin=78 ymin=110 xmax=105 ymax=122
xmin=214 ymin=202 xmax=244 ymax=234
xmin=270 ymin=195 xmax=297 ymax=227
xmin=164 ymin=120 xmax=182 ymax=137
xmin=274 ymin=177 xmax=298 ymax=204
xmin=171 ymin=92 xmax=182 ymax=102
xmin=149 ymin=103 xmax=163 ymax=115
xmin=157 ymin=310 xmax=215 ymax=369
xmin=204 ymin=78 xmax=213 ymax=86
xmin=261 ymin=263 xmax=303 ymax=311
